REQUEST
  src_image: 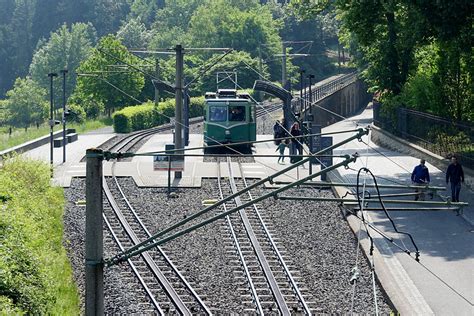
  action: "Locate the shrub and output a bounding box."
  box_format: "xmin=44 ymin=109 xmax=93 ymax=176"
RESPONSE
xmin=0 ymin=156 xmax=80 ymax=314
xmin=113 ymin=97 xmax=205 ymax=133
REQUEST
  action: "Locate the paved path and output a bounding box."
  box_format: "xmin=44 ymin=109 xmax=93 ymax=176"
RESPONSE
xmin=324 ymin=107 xmax=473 ymax=315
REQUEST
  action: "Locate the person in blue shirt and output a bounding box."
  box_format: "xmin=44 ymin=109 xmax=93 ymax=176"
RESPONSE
xmin=411 ymin=159 xmax=430 ymax=200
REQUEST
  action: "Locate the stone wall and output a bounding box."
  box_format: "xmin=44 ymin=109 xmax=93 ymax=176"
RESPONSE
xmin=310 ymin=79 xmax=371 ymax=128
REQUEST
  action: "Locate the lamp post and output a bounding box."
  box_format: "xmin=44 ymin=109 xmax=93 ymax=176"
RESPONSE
xmin=48 ymin=72 xmax=58 ymax=171
xmin=60 ymin=69 xmax=68 ymax=163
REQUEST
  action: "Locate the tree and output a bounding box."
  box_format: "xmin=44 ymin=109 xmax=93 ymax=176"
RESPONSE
xmin=29 ymin=23 xmax=97 ymax=110
xmin=291 ymin=0 xmax=473 ymax=122
xmin=74 ymin=35 xmax=145 ymax=115
xmin=116 ymin=18 xmax=153 ymax=49
xmin=4 ymin=77 xmax=48 ymax=130
xmin=188 ymin=0 xmax=283 ymax=80
xmin=148 ymin=0 xmax=202 ymax=49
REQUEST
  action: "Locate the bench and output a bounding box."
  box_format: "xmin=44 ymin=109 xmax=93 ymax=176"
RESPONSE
xmin=53 ymin=133 xmax=78 ymax=147
xmin=53 ymin=137 xmax=66 ymax=147
xmin=67 ymin=133 xmax=78 ymax=143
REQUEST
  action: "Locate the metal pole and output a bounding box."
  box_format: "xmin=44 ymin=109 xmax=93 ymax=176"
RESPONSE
xmin=174 ymin=45 xmax=184 ymax=178
xmin=85 ymin=148 xmax=104 ymax=315
xmin=155 ymin=58 xmax=159 ymax=107
xmin=281 ymin=42 xmax=287 ymax=89
xmin=258 ymin=45 xmax=264 ymax=102
xmin=308 ymin=74 xmax=314 ymax=118
xmin=168 ymin=155 xmax=171 ymax=196
xmin=303 ymin=78 xmax=307 ymax=121
xmin=48 ymin=72 xmax=57 ymax=172
xmin=299 ymin=70 xmax=305 ymax=113
xmin=60 ymin=69 xmax=68 ymax=163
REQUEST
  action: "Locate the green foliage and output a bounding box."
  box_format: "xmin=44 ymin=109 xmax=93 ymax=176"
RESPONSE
xmin=0 ymin=156 xmax=80 ymax=314
xmin=66 ymin=103 xmax=86 ymax=123
xmin=189 ymin=1 xmax=281 ymax=59
xmin=113 ymin=97 xmax=205 ymax=133
xmin=69 ymin=93 xmax=105 ymax=119
xmin=3 ymin=77 xmax=48 ymax=129
xmin=74 ymin=35 xmax=145 ymax=114
xmin=29 ymin=23 xmax=97 ymax=109
xmin=117 ymin=17 xmax=153 ymax=49
xmin=293 ymin=0 xmax=473 ymax=122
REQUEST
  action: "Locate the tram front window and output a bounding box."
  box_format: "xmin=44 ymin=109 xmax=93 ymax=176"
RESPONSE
xmin=209 ymin=106 xmax=227 ymax=122
xmin=229 ymin=106 xmax=245 ymax=121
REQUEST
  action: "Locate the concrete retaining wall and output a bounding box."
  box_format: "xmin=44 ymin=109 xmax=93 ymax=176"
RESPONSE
xmin=311 ymin=79 xmax=371 ymax=128
xmin=0 ymin=128 xmax=76 ymax=159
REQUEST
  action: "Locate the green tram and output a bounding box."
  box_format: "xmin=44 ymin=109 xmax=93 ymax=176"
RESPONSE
xmin=203 ymin=89 xmax=256 ymax=149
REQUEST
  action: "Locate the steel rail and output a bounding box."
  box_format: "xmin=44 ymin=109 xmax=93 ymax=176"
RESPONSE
xmin=102 ymin=214 xmax=164 ymax=314
xmin=227 ymin=158 xmax=290 ymax=315
xmin=112 ymin=176 xmax=211 ymax=314
xmin=106 ymin=128 xmax=367 ymax=265
xmin=103 ymin=177 xmax=192 ymax=315
xmin=238 ymin=162 xmax=312 ymax=315
xmin=107 ymin=154 xmax=357 ymax=265
xmin=217 ymin=162 xmax=264 ymax=315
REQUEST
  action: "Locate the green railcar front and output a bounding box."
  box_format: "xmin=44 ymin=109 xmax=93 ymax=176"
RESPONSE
xmin=203 ymin=91 xmax=256 ymax=148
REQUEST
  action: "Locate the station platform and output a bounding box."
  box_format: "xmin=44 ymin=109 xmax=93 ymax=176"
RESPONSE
xmin=324 ymin=108 xmax=473 ymax=315
xmin=20 ymin=127 xmax=316 ymax=188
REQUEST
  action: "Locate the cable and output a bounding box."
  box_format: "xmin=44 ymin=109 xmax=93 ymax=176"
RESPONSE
xmin=358 ymin=167 xmax=420 ymax=261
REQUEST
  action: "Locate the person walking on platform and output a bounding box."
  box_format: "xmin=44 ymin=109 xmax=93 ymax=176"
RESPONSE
xmin=446 ymin=156 xmax=465 ymax=202
xmin=411 ymin=159 xmax=430 ymax=200
xmin=290 ymin=122 xmax=302 ymax=163
xmin=276 ymin=140 xmax=288 ymax=164
xmin=273 ymin=120 xmax=282 ymax=145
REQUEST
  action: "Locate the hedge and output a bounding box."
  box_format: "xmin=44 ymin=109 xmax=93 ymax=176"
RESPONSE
xmin=113 ymin=97 xmax=205 ymax=133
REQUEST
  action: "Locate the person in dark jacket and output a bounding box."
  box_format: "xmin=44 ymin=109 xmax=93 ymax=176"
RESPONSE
xmin=290 ymin=122 xmax=302 ymax=163
xmin=411 ymin=159 xmax=430 ymax=200
xmin=446 ymin=156 xmax=465 ymax=202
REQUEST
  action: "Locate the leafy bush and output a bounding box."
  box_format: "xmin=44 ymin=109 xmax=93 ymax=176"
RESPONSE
xmin=113 ymin=97 xmax=205 ymax=133
xmin=0 ymin=156 xmax=80 ymax=314
xmin=65 ymin=104 xmax=86 ymax=123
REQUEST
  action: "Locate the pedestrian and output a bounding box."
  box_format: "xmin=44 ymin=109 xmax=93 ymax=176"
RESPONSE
xmin=411 ymin=159 xmax=430 ymax=200
xmin=275 ymin=140 xmax=287 ymax=164
xmin=446 ymin=156 xmax=465 ymax=202
xmin=290 ymin=122 xmax=302 ymax=163
xmin=273 ymin=120 xmax=282 ymax=145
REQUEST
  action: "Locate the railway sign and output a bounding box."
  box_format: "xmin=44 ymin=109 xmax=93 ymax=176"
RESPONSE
xmin=320 ymin=136 xmax=333 ymax=181
xmin=309 ymin=124 xmax=322 ymax=164
xmin=153 ymin=144 xmax=184 ymax=171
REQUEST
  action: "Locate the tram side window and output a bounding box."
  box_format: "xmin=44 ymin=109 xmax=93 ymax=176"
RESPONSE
xmin=229 ymin=106 xmax=245 ymax=121
xmin=209 ymin=106 xmax=227 ymax=121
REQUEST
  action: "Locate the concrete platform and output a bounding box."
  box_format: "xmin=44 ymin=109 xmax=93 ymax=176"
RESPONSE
xmin=26 ymin=129 xmax=317 ymax=188
xmin=324 ymin=108 xmax=473 ymax=315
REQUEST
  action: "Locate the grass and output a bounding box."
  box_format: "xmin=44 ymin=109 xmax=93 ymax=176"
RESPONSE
xmin=0 ymin=156 xmax=80 ymax=314
xmin=0 ymin=117 xmax=112 ymax=151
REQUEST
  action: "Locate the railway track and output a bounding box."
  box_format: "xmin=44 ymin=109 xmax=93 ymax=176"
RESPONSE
xmin=102 ymin=174 xmax=211 ymax=314
xmin=217 ymin=157 xmax=317 ymax=314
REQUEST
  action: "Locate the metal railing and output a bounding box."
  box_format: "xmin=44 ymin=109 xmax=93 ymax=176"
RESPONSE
xmin=374 ymin=105 xmax=474 ymax=169
xmin=292 ymin=71 xmax=359 ymax=114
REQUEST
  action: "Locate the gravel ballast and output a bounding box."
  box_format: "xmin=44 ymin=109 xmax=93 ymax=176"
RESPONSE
xmin=63 ymin=105 xmax=392 ymax=313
